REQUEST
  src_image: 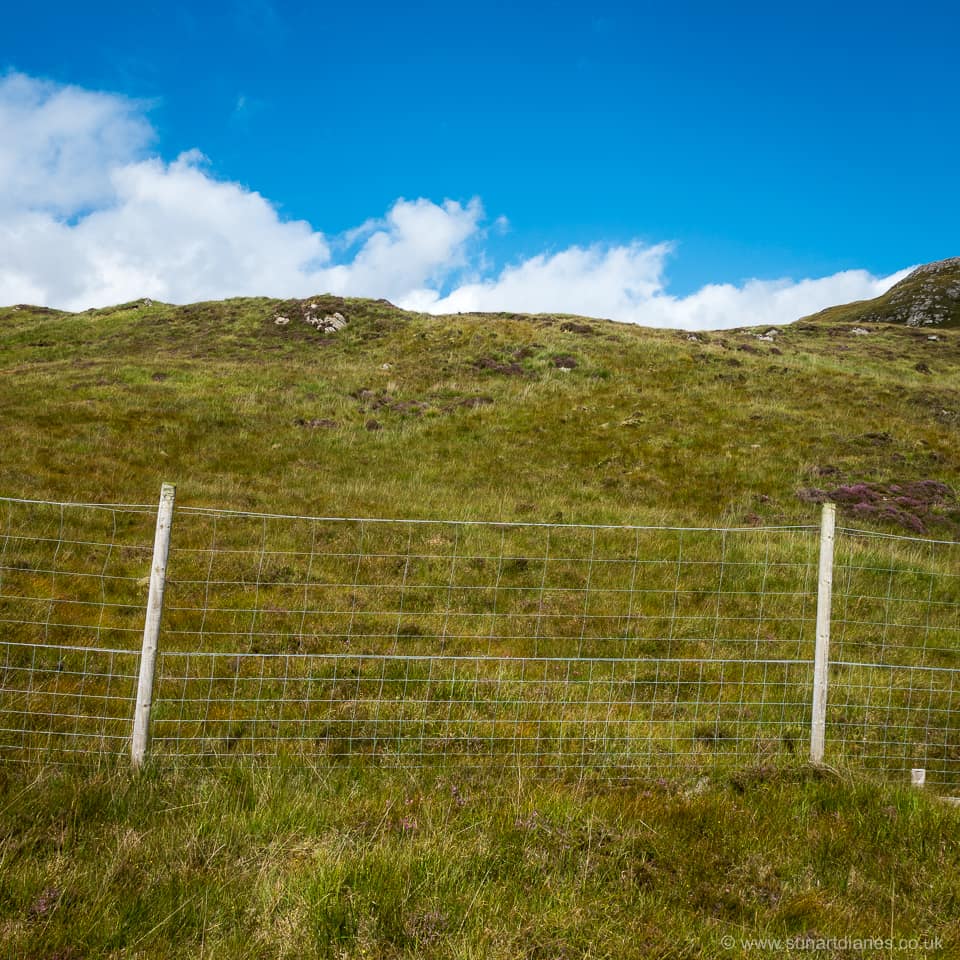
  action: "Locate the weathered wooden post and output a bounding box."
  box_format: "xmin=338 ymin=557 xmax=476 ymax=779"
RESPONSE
xmin=132 ymin=482 xmax=176 ymax=767
xmin=810 ymin=502 xmax=835 ymax=765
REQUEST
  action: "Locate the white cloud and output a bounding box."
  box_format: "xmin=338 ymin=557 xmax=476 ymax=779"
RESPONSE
xmin=320 ymin=197 xmax=484 ymax=300
xmin=636 ymin=268 xmax=913 ymax=330
xmin=0 ymin=147 xmax=332 ymax=309
xmin=398 ymin=244 xmax=909 ymax=330
xmin=402 ymin=242 xmax=672 ymax=316
xmin=0 ymin=71 xmax=153 ymax=215
xmin=0 ymin=71 xmax=910 ymax=328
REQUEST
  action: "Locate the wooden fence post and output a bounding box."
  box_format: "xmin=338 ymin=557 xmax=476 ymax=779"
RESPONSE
xmin=810 ymin=502 xmax=836 ymax=765
xmin=132 ymin=483 xmax=176 ymax=767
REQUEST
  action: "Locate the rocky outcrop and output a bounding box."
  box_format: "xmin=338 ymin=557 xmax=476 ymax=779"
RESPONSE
xmin=861 ymin=257 xmax=960 ymax=327
xmin=905 ymin=256 xmax=960 ymax=278
xmin=272 ymin=299 xmax=348 ymax=334
xmin=803 ymin=256 xmax=960 ymax=329
xmin=307 ymin=310 xmax=347 ymax=334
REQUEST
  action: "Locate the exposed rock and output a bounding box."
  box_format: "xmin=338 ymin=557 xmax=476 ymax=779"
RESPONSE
xmin=304 ymin=310 xmax=347 ymax=334
xmin=904 ymin=256 xmax=960 ymax=278
xmin=272 ymin=299 xmax=349 ymax=334
xmin=862 ymin=257 xmax=960 ymax=327
xmin=805 ymin=256 xmax=960 ymax=329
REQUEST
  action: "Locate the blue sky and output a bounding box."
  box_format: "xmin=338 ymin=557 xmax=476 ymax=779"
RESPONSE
xmin=1 ymin=0 xmax=957 ymax=327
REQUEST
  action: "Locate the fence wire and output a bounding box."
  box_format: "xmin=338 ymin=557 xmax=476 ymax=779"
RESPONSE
xmin=828 ymin=528 xmax=960 ymax=784
xmin=0 ymin=498 xmax=154 ymax=757
xmin=150 ymin=652 xmax=813 ymax=770
xmin=0 ymin=496 xmax=958 ymax=786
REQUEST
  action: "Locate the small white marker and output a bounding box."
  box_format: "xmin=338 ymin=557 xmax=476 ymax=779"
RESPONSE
xmin=911 ymin=768 xmax=926 ymax=787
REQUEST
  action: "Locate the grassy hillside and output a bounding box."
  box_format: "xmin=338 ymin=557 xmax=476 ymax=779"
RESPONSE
xmin=0 ymin=293 xmax=957 ymax=534
xmin=1 ymin=291 xmax=959 ymax=958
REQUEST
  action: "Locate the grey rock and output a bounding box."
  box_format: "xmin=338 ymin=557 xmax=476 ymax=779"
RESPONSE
xmin=303 ymin=310 xmax=347 ymax=334
xmin=903 ymin=256 xmax=960 ymax=279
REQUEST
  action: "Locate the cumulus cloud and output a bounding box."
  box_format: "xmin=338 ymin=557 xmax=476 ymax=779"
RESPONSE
xmin=322 ymin=197 xmax=484 ymax=299
xmin=400 ymin=243 xmax=910 ymax=328
xmin=402 ymin=242 xmax=672 ymax=316
xmin=0 ymin=72 xmax=153 ymax=215
xmin=0 ymin=71 xmax=909 ymax=328
xmin=633 ymin=268 xmax=912 ymax=329
xmin=0 ymin=73 xmax=483 ymax=310
xmin=0 ymin=147 xmax=329 ymax=308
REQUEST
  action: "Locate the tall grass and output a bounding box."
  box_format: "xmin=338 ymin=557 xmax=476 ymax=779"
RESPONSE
xmin=1 ymin=759 xmax=958 ymax=959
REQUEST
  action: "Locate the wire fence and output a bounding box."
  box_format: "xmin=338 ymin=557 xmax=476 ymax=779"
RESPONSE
xmin=0 ymin=492 xmax=957 ymax=785
xmin=829 ymin=529 xmax=960 ymax=785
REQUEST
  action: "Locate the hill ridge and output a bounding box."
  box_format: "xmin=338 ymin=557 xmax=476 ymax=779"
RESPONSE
xmin=4 ymin=256 xmax=960 ymax=332
xmin=906 ymin=255 xmax=960 ymax=279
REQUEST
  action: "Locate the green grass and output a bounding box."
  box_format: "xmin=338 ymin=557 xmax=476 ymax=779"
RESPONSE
xmin=1 ymin=760 xmax=958 ymax=959
xmin=1 ymin=292 xmax=959 ymax=956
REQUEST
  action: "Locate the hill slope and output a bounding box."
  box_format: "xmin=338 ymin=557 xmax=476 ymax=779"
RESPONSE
xmin=1 ymin=287 xmax=958 ymax=536
xmin=2 ymin=284 xmax=960 ymax=960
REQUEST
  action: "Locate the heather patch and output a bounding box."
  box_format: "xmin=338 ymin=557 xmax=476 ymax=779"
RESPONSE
xmin=472 ymin=355 xmax=526 ymax=376
xmin=559 ymin=321 xmax=595 ymax=334
xmin=798 ymin=480 xmax=959 ymax=536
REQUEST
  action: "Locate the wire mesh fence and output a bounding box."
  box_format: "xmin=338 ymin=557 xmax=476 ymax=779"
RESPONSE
xmin=149 ymin=507 xmax=821 ymax=771
xmin=0 ymin=498 xmax=154 ymax=759
xmin=828 ymin=528 xmax=960 ymax=785
xmin=0 ymin=493 xmax=958 ymax=785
